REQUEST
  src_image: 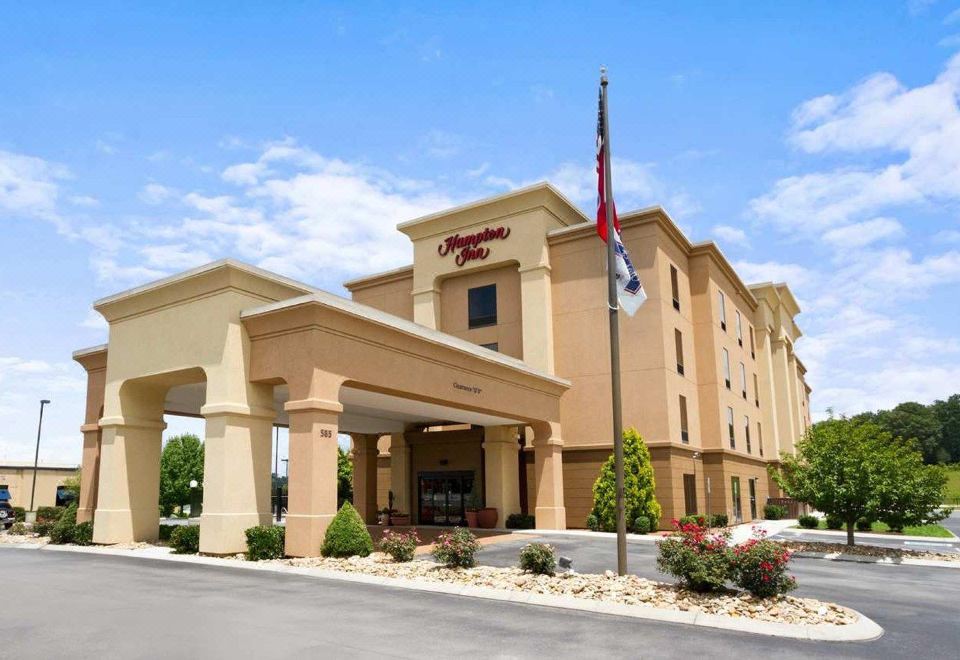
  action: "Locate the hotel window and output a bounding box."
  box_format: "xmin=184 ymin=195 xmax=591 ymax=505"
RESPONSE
xmin=735 ymin=311 xmax=743 ymax=347
xmin=757 ymin=422 xmax=764 ymax=457
xmin=675 ymin=329 xmax=685 ymax=375
xmin=739 ymin=362 xmax=747 ymax=399
xmin=480 ymin=342 xmax=499 ymax=352
xmin=718 ymin=290 xmax=727 ymax=331
xmin=744 ymin=415 xmax=752 ymax=454
xmin=749 ymin=326 xmax=756 ymax=359
xmin=467 ymin=284 xmax=497 ymax=329
xmin=727 ymin=407 xmax=736 ymax=449
xmin=753 ymin=374 xmax=760 ymax=407
xmin=670 ymin=265 xmax=680 ymax=311
xmin=679 ymin=395 xmax=689 ymax=444
xmin=722 ymin=348 xmax=731 ymax=389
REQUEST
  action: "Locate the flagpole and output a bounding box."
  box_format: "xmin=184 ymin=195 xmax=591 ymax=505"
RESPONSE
xmin=600 ymin=66 xmax=628 ymax=576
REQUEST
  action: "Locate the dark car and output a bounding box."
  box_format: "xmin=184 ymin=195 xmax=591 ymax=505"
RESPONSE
xmin=0 ymin=502 xmax=15 ymax=529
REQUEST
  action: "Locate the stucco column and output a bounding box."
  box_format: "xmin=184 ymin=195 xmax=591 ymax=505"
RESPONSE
xmin=532 ymin=421 xmax=566 ymax=530
xmin=199 ymin=404 xmax=275 ymax=554
xmin=77 ymin=424 xmax=102 ymax=524
xmin=483 ymin=426 xmax=520 ymax=524
xmin=771 ymin=338 xmax=798 ymax=456
xmin=518 ymin=264 xmax=555 ymax=373
xmin=351 ymin=434 xmax=380 ymax=524
xmin=92 ymin=416 xmax=165 ymax=544
xmin=412 ymin=287 xmax=440 ymax=329
xmin=389 ymin=432 xmax=411 ymax=515
xmin=284 ymin=398 xmax=342 ymax=557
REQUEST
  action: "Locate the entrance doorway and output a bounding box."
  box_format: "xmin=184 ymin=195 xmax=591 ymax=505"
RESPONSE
xmin=682 ymin=474 xmax=698 ymax=515
xmin=418 ymin=471 xmax=475 ymax=525
xmin=731 ymin=477 xmax=743 ymax=524
xmin=748 ymin=479 xmax=758 ymax=520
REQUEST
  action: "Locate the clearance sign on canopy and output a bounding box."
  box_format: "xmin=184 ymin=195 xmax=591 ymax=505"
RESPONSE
xmin=437 ymin=226 xmax=511 ymax=267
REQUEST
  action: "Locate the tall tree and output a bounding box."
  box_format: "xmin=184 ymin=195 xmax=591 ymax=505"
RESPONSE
xmin=591 ymin=428 xmax=661 ymax=533
xmin=932 ymin=395 xmax=960 ymax=463
xmin=337 ymin=447 xmax=353 ymax=505
xmin=876 ymin=402 xmax=944 ymax=463
xmin=159 ymin=434 xmax=204 ymax=516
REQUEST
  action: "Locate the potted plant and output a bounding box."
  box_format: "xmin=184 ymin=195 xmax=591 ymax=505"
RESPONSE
xmin=389 ymin=512 xmax=410 ymax=526
xmin=464 ymin=492 xmax=480 ymax=528
xmin=378 ymin=508 xmax=391 ymax=525
xmin=477 ymin=506 xmax=498 ymax=529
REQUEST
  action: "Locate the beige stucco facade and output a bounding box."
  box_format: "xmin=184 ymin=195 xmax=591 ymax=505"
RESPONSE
xmin=74 ymin=182 xmax=809 ymax=555
xmin=0 ymin=463 xmax=78 ymax=510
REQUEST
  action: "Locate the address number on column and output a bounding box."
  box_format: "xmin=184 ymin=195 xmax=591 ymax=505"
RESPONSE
xmin=319 ymin=429 xmax=333 ymax=438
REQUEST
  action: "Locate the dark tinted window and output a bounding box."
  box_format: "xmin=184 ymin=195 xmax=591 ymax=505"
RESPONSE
xmin=468 ymin=284 xmax=497 ymax=328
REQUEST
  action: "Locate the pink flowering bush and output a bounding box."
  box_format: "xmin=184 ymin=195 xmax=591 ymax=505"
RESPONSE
xmin=656 ymin=520 xmax=733 ymax=592
xmin=432 ymin=527 xmax=482 ymax=568
xmin=731 ymin=528 xmax=797 ymax=598
xmin=379 ymin=529 xmax=420 ymax=562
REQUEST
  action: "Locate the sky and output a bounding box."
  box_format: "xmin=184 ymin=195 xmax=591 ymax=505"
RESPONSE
xmin=2 ymin=2 xmax=960 ymax=465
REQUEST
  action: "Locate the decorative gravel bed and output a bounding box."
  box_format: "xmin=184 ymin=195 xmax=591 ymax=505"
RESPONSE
xmin=275 ymin=553 xmax=857 ymax=626
xmin=782 ymin=540 xmax=960 ymax=562
xmin=0 ymin=533 xmax=47 ymax=545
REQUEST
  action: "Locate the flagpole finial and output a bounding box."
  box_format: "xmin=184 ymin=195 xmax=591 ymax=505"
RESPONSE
xmin=600 ymin=65 xmax=608 ymax=83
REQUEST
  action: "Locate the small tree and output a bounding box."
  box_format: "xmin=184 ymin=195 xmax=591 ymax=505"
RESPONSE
xmin=590 ymin=428 xmax=662 ymax=533
xmin=337 ymin=447 xmax=353 ymax=505
xmin=159 ymin=434 xmax=204 ymax=517
xmin=874 ymin=440 xmax=948 ymax=531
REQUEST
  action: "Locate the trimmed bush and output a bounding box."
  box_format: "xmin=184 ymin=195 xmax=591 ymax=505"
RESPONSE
xmin=590 ymin=428 xmax=662 ymax=534
xmin=710 ymin=514 xmax=729 ymax=528
xmin=824 ymin=514 xmax=844 ymax=530
xmin=433 ymin=527 xmax=482 ymax=568
xmin=679 ymin=514 xmax=709 ymax=528
xmin=632 ymin=515 xmax=652 ymax=534
xmin=36 ymin=506 xmax=63 ymax=523
xmin=763 ymin=504 xmax=788 ymax=520
xmin=657 ymin=519 xmax=733 ymax=592
xmin=505 ymin=513 xmax=536 ymax=530
xmin=170 ymin=524 xmax=200 ymax=554
xmin=245 ymin=525 xmax=285 ymax=561
xmin=73 ymin=521 xmax=94 ymax=546
xmin=48 ymin=504 xmax=78 ymax=544
xmin=159 ymin=524 xmax=176 ymax=542
xmin=13 ymin=506 xmax=26 ymax=522
xmin=10 ymin=522 xmax=28 ymax=535
xmin=586 ymin=513 xmax=600 ymax=531
xmin=379 ymin=529 xmax=420 ymax=562
xmin=798 ymin=514 xmax=819 ymax=529
xmin=731 ymin=530 xmax=797 ymax=598
xmin=32 ymin=520 xmax=54 ymax=537
xmin=518 ymin=542 xmax=556 ymax=575
xmin=321 ymin=502 xmax=373 ymax=558
xmin=856 ymin=517 xmax=873 ymax=532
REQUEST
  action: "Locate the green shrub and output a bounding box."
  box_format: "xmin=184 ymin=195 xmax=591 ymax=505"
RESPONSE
xmin=505 ymin=513 xmax=536 ymax=530
xmin=763 ymin=504 xmax=788 ymax=520
xmin=710 ymin=514 xmax=729 ymax=528
xmin=170 ymin=525 xmax=200 ymax=554
xmin=32 ymin=520 xmax=53 ymax=537
xmin=158 ymin=524 xmax=176 ymax=542
xmin=856 ymin=517 xmax=873 ymax=532
xmin=586 ymin=513 xmax=600 ymax=531
xmin=48 ymin=504 xmax=78 ymax=544
xmin=245 ymin=525 xmax=286 ymax=561
xmin=36 ymin=506 xmax=63 ymax=523
xmin=13 ymin=506 xmax=25 ymax=522
xmin=73 ymin=521 xmax=94 ymax=546
xmin=321 ymin=502 xmax=373 ymax=558
xmin=379 ymin=529 xmax=420 ymax=562
xmin=731 ymin=531 xmax=797 ymax=598
xmin=679 ymin=514 xmax=709 ymax=527
xmin=632 ymin=515 xmax=652 ymax=534
xmin=656 ymin=520 xmax=733 ymax=592
xmin=590 ymin=428 xmax=662 ymax=534
xmin=432 ymin=527 xmax=482 ymax=568
xmin=797 ymin=514 xmax=819 ymax=529
xmin=10 ymin=522 xmax=28 ymax=535
xmin=518 ymin=542 xmax=556 ymax=575
xmin=825 ymin=514 xmax=844 ymax=530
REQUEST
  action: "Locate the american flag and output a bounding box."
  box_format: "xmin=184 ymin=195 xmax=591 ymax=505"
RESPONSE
xmin=597 ymin=84 xmax=647 ymax=316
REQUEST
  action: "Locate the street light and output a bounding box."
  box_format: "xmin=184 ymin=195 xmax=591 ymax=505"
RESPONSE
xmin=29 ymin=399 xmax=51 ymax=512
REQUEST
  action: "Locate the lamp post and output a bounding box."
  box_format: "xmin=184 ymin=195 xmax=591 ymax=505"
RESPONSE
xmin=692 ymin=451 xmax=702 ymax=517
xmin=29 ymin=399 xmax=51 ymax=513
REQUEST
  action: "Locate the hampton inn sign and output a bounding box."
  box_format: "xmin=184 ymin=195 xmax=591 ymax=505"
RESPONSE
xmin=437 ymin=226 xmax=511 ymax=267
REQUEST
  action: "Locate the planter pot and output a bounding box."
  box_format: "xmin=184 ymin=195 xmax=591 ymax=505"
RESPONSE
xmin=389 ymin=514 xmax=410 ymax=526
xmin=465 ymin=510 xmax=479 ymax=527
xmin=378 ymin=513 xmax=390 ymax=525
xmin=477 ymin=507 xmax=498 ymax=529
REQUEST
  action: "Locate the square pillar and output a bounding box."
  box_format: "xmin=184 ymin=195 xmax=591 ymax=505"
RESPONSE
xmin=93 ymin=417 xmax=165 ymax=544
xmin=351 ymin=434 xmax=380 ymax=524
xmin=76 ymin=424 xmax=102 ymax=524
xmin=518 ymin=264 xmax=555 ymax=373
xmin=389 ymin=432 xmax=411 ymax=516
xmin=532 ymin=422 xmax=566 ymax=530
xmin=483 ymin=426 xmax=520 ymax=524
xmin=200 ymin=405 xmax=274 ymax=555
xmin=284 ymin=398 xmax=342 ymax=558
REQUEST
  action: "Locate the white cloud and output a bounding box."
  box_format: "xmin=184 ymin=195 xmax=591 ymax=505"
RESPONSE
xmin=95 ymin=139 xmax=118 ymax=155
xmin=80 ymin=310 xmax=107 ymax=330
xmin=732 ymin=260 xmax=814 ymax=287
xmin=821 ymin=217 xmax=904 ymax=248
xmin=139 ymin=183 xmax=176 ymax=205
xmin=69 ymin=195 xmax=99 ymax=207
xmin=711 ymin=224 xmax=750 ymax=247
xmin=0 ymin=150 xmax=70 ymax=223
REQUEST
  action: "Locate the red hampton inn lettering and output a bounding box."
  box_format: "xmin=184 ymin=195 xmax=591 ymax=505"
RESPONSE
xmin=437 ymin=226 xmax=511 ymax=267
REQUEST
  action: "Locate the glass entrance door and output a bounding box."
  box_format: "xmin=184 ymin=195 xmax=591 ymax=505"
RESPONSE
xmin=748 ymin=479 xmax=758 ymax=520
xmin=731 ymin=477 xmax=743 ymax=524
xmin=418 ymin=471 xmax=475 ymax=526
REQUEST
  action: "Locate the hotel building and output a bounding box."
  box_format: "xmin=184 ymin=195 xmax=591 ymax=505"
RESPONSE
xmin=73 ymin=183 xmax=810 ymax=556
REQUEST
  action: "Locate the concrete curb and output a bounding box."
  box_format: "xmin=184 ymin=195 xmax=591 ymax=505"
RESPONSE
xmin=791 ymin=551 xmax=960 ymax=569
xmin=781 ymin=528 xmax=959 ymax=543
xmin=3 ymin=541 xmax=881 ymax=641
xmin=512 ymin=528 xmax=662 ymax=543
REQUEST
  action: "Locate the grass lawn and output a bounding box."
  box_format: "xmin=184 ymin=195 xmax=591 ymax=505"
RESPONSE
xmin=945 ymin=466 xmax=960 ymax=505
xmin=796 ymin=520 xmax=956 ymax=538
